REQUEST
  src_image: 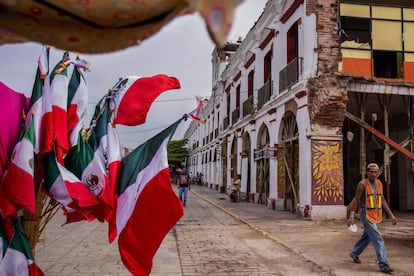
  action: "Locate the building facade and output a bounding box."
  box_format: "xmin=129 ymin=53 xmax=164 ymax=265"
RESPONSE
xmin=184 ymin=0 xmax=414 ymax=219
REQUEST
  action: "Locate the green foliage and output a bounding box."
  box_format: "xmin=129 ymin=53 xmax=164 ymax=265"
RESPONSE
xmin=167 ymin=139 xmax=188 ymax=168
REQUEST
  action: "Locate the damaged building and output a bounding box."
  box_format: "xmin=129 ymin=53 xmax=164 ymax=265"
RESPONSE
xmin=183 ymin=0 xmax=414 ymax=219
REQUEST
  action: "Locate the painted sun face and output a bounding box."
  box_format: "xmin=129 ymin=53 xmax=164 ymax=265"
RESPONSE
xmin=312 ymin=140 xmax=343 ymax=203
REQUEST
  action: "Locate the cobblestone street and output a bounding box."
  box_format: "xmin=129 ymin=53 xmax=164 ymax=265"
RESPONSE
xmin=174 ymin=191 xmax=324 ymax=275
xmin=35 ymin=185 xmax=414 ymax=275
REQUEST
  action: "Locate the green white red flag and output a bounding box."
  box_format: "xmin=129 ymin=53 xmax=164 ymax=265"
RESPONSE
xmin=29 ymin=45 xmax=53 ymax=155
xmin=0 ymin=215 xmax=44 ymax=276
xmin=42 ymin=150 xmax=101 ymax=223
xmin=50 ymin=52 xmax=71 ymax=162
xmin=84 ymin=97 xmax=120 ymax=223
xmin=114 ymin=118 xmax=184 ymax=275
xmin=67 ymin=57 xmax=89 ymax=149
xmin=111 ymin=74 xmax=180 ymax=126
xmin=0 ymin=114 xmax=36 ymax=216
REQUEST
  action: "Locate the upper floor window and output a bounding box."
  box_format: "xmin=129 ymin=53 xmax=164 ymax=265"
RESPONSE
xmin=236 ymin=84 xmax=240 ymax=109
xmin=248 ymin=70 xmax=254 ymax=97
xmin=264 ymin=50 xmax=272 ymax=83
xmin=287 ymin=22 xmax=298 ymax=64
xmin=339 ymin=3 xmax=414 ymax=81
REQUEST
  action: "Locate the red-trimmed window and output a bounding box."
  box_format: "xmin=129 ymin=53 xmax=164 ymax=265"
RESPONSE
xmin=248 ymin=70 xmax=254 ymax=97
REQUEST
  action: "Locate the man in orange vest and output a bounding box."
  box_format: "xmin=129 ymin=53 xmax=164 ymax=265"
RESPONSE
xmin=348 ymin=163 xmax=397 ymax=274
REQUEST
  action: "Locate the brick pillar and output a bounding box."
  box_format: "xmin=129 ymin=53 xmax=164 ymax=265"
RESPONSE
xmin=307 ymin=0 xmax=349 ymax=128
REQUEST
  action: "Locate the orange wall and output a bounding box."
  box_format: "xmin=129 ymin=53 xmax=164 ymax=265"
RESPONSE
xmin=341 ymin=57 xmax=372 ymax=78
xmin=403 ymin=62 xmax=414 ymax=82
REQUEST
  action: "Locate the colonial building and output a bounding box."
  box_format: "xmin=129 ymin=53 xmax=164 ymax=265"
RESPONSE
xmin=183 ymin=0 xmax=414 ymax=219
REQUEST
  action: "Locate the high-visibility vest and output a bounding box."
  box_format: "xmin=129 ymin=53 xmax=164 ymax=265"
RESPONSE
xmin=364 ymin=179 xmax=383 ymax=223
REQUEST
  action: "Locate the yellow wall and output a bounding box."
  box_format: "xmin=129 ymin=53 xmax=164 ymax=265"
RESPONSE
xmin=372 ymin=20 xmax=402 ymax=51
xmin=340 ymin=3 xmax=370 ymax=18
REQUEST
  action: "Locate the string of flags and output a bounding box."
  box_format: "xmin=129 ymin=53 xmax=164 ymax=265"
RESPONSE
xmin=185 ymin=96 xmax=209 ymax=124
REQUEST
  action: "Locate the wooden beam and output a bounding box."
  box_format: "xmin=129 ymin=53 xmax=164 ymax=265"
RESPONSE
xmin=344 ymin=111 xmax=414 ymax=161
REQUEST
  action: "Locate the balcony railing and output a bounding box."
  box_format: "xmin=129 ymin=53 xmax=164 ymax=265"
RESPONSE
xmin=279 ymin=57 xmax=302 ymax=93
xmin=257 ymin=80 xmax=272 ymax=110
xmin=242 ymin=96 xmax=254 ymax=117
xmin=232 ymin=108 xmax=240 ymax=125
xmin=214 ymin=128 xmax=218 ymax=138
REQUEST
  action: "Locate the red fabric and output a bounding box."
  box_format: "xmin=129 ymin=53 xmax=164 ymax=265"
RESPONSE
xmin=113 ymin=75 xmax=180 ymax=126
xmin=51 ymin=106 xmax=69 ymax=162
xmin=118 ymin=168 xmax=184 ymax=275
xmin=29 ymin=263 xmax=45 ymax=276
xmin=0 ymin=162 xmax=35 ymax=215
xmin=67 ymin=104 xmax=79 ymax=135
xmin=39 ymin=111 xmax=54 ymax=154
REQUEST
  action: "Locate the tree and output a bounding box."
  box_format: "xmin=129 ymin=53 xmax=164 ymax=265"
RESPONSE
xmin=167 ymin=139 xmax=188 ymax=169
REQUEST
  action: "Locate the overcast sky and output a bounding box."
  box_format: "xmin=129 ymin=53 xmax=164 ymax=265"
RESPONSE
xmin=0 ymin=0 xmax=267 ymax=149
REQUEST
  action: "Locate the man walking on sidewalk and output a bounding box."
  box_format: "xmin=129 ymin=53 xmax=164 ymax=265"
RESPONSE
xmin=348 ymin=163 xmax=397 ymax=274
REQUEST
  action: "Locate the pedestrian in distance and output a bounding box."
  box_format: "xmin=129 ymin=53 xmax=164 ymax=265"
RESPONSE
xmin=347 ymin=163 xmax=397 ymax=274
xmin=230 ymin=174 xmax=241 ymax=202
xmin=177 ymin=167 xmax=190 ymax=206
xmin=197 ymin=172 xmax=203 ymax=186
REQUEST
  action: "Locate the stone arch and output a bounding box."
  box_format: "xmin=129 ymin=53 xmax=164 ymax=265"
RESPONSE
xmin=242 ymin=131 xmax=252 ymax=199
xmin=230 ymin=136 xmax=238 ymax=180
xmin=277 ymin=111 xmax=299 ymax=212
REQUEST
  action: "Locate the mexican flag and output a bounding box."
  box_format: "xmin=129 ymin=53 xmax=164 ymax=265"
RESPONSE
xmin=0 ymin=216 xmax=44 ymax=276
xmin=83 ymin=97 xmax=120 ymax=222
xmin=115 ymin=118 xmax=184 ymax=275
xmin=111 ymin=74 xmax=180 ymax=126
xmin=43 ymin=150 xmax=100 ymax=223
xmin=29 ymin=45 xmax=53 ymax=155
xmin=50 ymin=52 xmax=71 ymax=162
xmin=67 ymin=57 xmax=88 ymax=149
xmin=0 ymin=114 xmax=36 ymax=216
xmin=62 ymin=130 xmax=114 ymax=223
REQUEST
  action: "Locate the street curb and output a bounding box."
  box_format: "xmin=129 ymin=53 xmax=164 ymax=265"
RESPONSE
xmin=191 ymin=189 xmax=336 ymax=276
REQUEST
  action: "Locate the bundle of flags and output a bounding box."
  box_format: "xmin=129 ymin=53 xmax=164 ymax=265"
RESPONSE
xmin=0 ymin=46 xmax=185 ymax=275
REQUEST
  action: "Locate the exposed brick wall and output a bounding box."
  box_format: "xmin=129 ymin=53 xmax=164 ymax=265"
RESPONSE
xmin=306 ymin=0 xmax=348 ymax=128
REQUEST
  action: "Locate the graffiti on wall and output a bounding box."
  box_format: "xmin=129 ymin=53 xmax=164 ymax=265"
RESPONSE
xmin=311 ymin=139 xmax=344 ymax=205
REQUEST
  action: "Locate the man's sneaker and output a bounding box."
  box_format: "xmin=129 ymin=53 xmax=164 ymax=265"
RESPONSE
xmin=380 ymin=264 xmax=394 ymax=274
xmin=349 ymin=253 xmax=361 ymax=263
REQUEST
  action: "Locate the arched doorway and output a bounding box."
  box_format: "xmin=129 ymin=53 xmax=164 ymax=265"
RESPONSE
xmin=221 ymin=136 xmax=228 ymax=191
xmin=256 ymin=124 xmax=270 ymax=204
xmin=278 ymin=112 xmax=299 ymax=212
xmin=231 ymin=137 xmax=238 ymax=180
xmin=241 ymin=132 xmax=252 ymax=200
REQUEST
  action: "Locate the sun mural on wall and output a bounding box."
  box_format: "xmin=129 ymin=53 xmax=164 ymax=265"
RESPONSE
xmin=311 ymin=140 xmax=344 ymax=205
